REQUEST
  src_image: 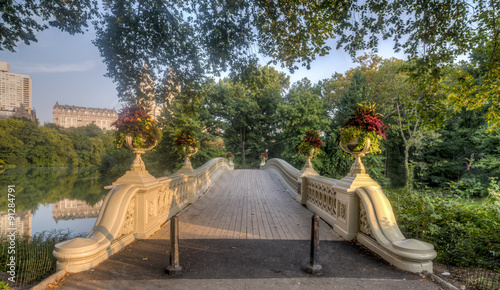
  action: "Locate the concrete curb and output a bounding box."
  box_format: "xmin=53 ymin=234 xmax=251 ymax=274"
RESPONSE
xmin=422 ymin=270 xmax=458 ymax=290
xmin=31 ymin=270 xmax=66 ymax=290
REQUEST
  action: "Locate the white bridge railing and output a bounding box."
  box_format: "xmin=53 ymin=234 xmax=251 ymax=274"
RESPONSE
xmin=53 ymin=157 xmax=233 ymax=273
xmin=261 ymin=158 xmax=437 ymax=273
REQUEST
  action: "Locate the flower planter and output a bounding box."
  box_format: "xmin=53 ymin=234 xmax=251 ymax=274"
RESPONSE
xmin=339 ymin=138 xmax=371 ymax=177
xmin=182 ymin=146 xmax=199 ymax=159
xmin=176 ymin=145 xmax=199 ymax=175
xmin=124 ymin=134 xmax=158 ymax=172
xmin=346 ymin=139 xmax=359 ymax=152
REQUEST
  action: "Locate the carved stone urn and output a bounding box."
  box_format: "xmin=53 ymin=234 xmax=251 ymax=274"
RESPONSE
xmin=176 ymin=145 xmax=199 ymax=175
xmin=112 ymin=134 xmax=159 ymax=187
xmin=301 ymin=147 xmax=319 ymax=175
xmin=339 ymin=138 xmax=371 ymax=177
xmin=259 ymin=155 xmax=267 ymax=166
xmin=228 ymin=157 xmax=234 ymax=166
xmin=123 ymin=134 xmax=158 ymax=172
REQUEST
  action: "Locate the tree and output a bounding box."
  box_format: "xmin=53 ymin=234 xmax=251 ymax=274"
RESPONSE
xmin=1 ymin=0 xmax=98 ymax=52
xmin=5 ymin=0 xmax=499 ymax=127
xmin=321 ymin=55 xmax=444 ymax=186
xmin=5 ymin=1 xmax=498 ymax=71
xmin=444 ymin=39 xmax=500 ymax=131
xmin=322 ymin=65 xmax=389 ymax=182
xmin=330 ymin=70 xmax=371 ymax=129
xmin=0 ymin=119 xmax=26 ymax=165
xmin=278 ymin=78 xmax=330 ymax=168
xmin=155 ymin=80 xmax=225 ymax=172
xmin=206 ymin=65 xmax=287 ymax=164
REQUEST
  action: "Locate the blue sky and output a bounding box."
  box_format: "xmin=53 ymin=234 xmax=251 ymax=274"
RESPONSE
xmin=2 ymin=27 xmax=404 ymax=124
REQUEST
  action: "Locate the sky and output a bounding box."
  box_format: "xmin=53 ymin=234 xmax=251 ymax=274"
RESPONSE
xmin=1 ymin=27 xmax=405 ymax=124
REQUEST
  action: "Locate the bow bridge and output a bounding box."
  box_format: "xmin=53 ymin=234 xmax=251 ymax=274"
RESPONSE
xmin=53 ymin=156 xmax=437 ymax=274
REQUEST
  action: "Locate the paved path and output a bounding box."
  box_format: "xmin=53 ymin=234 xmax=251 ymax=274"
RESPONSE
xmin=152 ymin=170 xmax=340 ymax=241
xmin=53 ymin=170 xmax=438 ymax=289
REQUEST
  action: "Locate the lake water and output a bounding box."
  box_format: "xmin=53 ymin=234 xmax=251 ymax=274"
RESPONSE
xmin=0 ymin=167 xmax=113 ymax=238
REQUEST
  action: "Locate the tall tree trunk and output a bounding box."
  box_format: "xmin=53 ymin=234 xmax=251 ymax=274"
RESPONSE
xmin=404 ymin=144 xmax=410 ymax=188
xmin=242 ymin=141 xmax=246 ymax=164
xmin=241 ymin=128 xmax=246 ymax=164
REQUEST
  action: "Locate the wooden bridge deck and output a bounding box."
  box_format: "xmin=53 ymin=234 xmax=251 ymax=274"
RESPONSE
xmin=151 ymin=170 xmax=342 ymax=240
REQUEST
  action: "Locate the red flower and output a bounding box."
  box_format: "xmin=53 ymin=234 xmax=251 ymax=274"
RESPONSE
xmin=343 ymin=104 xmax=387 ymax=138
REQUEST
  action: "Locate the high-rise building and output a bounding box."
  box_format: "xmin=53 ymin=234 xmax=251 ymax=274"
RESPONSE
xmin=0 ymin=62 xmax=32 ymax=111
xmin=53 ymin=102 xmax=117 ymax=130
xmin=139 ymin=64 xmax=177 ymax=122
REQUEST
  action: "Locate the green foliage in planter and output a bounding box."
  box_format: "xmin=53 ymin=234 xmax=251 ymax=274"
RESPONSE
xmin=338 ymin=103 xmax=387 ymax=154
xmin=338 ymin=127 xmax=383 ymax=154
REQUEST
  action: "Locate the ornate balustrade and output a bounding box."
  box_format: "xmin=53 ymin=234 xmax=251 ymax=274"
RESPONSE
xmin=260 ymin=158 xmax=301 ymax=200
xmin=261 ymin=158 xmax=437 ymax=273
xmin=53 ymin=157 xmax=232 ymax=273
xmin=305 ymin=175 xmax=339 ymax=226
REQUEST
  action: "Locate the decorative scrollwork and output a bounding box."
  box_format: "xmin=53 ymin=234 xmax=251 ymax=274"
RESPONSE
xmin=157 ymin=186 xmax=171 ymax=215
xmin=119 ymin=196 xmax=135 ymax=237
xmin=169 ymin=179 xmax=188 ymax=206
xmin=307 ymin=180 xmax=337 ymax=217
xmin=338 ymin=201 xmax=347 ymax=222
xmin=359 ymin=200 xmax=374 ymax=239
xmin=148 ymin=199 xmax=156 ymax=219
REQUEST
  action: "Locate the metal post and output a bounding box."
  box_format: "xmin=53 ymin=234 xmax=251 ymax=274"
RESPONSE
xmin=166 ymin=215 xmax=182 ymax=275
xmin=305 ymin=214 xmax=322 ymax=274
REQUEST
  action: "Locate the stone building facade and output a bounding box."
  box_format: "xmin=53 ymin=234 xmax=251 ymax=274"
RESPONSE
xmin=53 ymin=102 xmax=117 ymax=130
xmin=0 ymin=61 xmax=35 ymax=121
xmin=0 ymin=104 xmax=36 ymax=121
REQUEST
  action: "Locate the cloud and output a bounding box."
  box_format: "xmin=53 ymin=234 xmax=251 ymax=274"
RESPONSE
xmin=19 ymin=60 xmax=98 ymax=73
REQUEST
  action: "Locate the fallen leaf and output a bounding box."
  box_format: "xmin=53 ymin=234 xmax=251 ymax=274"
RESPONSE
xmin=231 ymin=247 xmax=237 ymax=249
xmin=143 ymin=258 xmax=148 ymax=260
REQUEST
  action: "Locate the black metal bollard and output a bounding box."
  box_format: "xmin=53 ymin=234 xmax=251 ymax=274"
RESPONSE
xmin=305 ymin=214 xmax=322 ymax=274
xmin=166 ymin=215 xmax=182 ymax=275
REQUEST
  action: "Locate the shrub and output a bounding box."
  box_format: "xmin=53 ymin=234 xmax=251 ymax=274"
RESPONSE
xmin=385 ymin=182 xmax=500 ymax=271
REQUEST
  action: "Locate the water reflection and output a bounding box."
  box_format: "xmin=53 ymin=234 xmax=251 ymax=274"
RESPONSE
xmin=53 ymin=199 xmax=103 ymax=222
xmin=0 ymin=210 xmax=32 ymax=237
xmin=0 ymin=167 xmax=112 ymax=237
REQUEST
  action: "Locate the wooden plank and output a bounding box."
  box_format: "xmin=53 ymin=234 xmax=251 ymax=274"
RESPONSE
xmin=229 ymin=179 xmax=244 ymax=239
xmin=149 ymin=169 xmax=342 ymax=241
xmin=256 ymin=174 xmax=278 ymax=239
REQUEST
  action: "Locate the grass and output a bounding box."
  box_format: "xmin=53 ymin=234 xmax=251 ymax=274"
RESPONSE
xmin=0 ymin=230 xmax=81 ymax=288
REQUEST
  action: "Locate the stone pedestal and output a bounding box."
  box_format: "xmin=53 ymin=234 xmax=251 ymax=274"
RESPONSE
xmin=176 ymin=156 xmax=196 ymax=175
xmin=113 ymin=152 xmax=159 ymax=188
xmin=299 ymin=158 xmax=319 ymax=205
